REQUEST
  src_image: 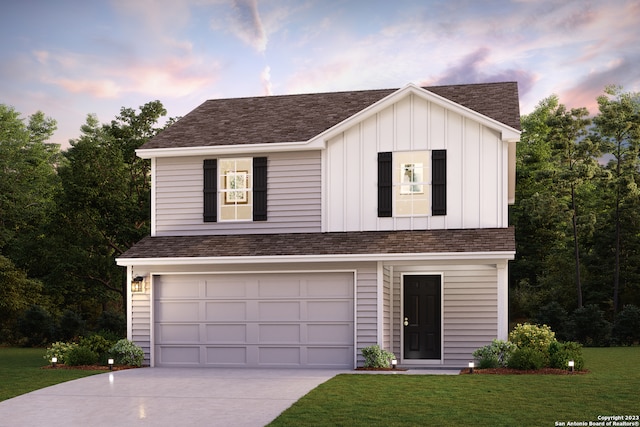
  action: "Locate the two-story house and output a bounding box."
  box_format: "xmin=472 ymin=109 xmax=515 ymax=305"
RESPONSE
xmin=117 ymin=82 xmax=520 ymax=369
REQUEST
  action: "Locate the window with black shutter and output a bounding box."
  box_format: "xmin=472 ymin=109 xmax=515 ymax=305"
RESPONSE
xmin=431 ymin=150 xmax=447 ymax=215
xmin=253 ymin=157 xmax=267 ymax=221
xmin=203 ymin=159 xmax=217 ymax=222
xmin=378 ymin=152 xmax=393 ymax=217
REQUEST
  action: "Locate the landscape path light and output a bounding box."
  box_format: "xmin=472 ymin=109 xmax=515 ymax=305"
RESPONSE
xmin=468 ymin=361 xmax=475 ymax=374
xmin=391 ymin=359 xmax=397 ymax=369
xmin=108 ymin=358 xmax=114 ymax=371
xmin=568 ymin=360 xmax=575 ymax=373
xmin=51 ymin=357 xmax=57 ymax=368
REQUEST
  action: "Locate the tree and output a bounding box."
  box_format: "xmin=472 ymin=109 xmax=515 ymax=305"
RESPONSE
xmin=0 ymin=256 xmax=44 ymax=341
xmin=0 ymin=105 xmax=60 ymax=270
xmin=546 ymin=104 xmax=598 ymax=308
xmin=50 ymin=102 xmax=169 ymax=313
xmin=592 ymin=86 xmax=640 ymax=314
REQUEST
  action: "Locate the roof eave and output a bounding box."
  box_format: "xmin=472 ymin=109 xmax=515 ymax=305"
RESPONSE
xmin=116 ymin=250 xmax=515 ymax=266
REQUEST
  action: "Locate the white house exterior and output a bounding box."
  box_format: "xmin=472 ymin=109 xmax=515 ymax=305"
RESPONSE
xmin=117 ymin=82 xmax=520 ymax=369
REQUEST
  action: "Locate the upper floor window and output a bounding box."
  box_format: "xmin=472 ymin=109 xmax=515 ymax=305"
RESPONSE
xmin=378 ymin=150 xmax=446 ymax=218
xmin=220 ymin=158 xmax=253 ymax=221
xmin=203 ymin=157 xmax=267 ymax=223
xmin=395 ymin=151 xmax=429 ymax=216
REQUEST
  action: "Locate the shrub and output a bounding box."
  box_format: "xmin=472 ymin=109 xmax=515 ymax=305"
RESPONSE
xmin=570 ymin=304 xmax=611 ymax=346
xmin=612 ymin=305 xmax=640 ymax=346
xmin=361 ymin=345 xmax=396 ymax=368
xmin=44 ymin=341 xmax=78 ymax=364
xmin=17 ymin=305 xmax=55 ymax=347
xmin=509 ymin=323 xmax=557 ymax=353
xmin=507 ymin=347 xmax=548 ymax=370
xmin=65 ymin=346 xmax=99 ymax=366
xmin=549 ymin=341 xmax=584 ymax=371
xmin=57 ymin=309 xmax=86 ymax=341
xmin=472 ymin=339 xmax=517 ymax=368
xmin=79 ymin=334 xmax=115 ymax=364
xmin=110 ymin=339 xmax=144 ymax=367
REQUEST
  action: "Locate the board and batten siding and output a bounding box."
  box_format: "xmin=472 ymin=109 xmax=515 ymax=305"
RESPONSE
xmin=392 ymin=264 xmax=498 ymax=366
xmin=154 ymin=151 xmax=322 ymax=236
xmin=324 ymin=93 xmax=509 ymax=232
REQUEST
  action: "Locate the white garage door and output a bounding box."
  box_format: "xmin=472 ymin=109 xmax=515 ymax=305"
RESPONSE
xmin=154 ymin=272 xmax=354 ymax=368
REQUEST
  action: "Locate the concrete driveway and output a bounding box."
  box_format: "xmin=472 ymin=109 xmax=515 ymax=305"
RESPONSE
xmin=0 ymin=367 xmax=347 ymax=427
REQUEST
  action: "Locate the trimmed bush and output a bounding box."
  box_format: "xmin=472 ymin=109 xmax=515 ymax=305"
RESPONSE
xmin=80 ymin=334 xmax=115 ymax=364
xmin=509 ymin=323 xmax=557 ymax=353
xmin=549 ymin=341 xmax=584 ymax=371
xmin=507 ymin=347 xmax=548 ymax=370
xmin=612 ymin=305 xmax=640 ymax=346
xmin=472 ymin=339 xmax=517 ymax=368
xmin=44 ymin=341 xmax=78 ymax=364
xmin=570 ymin=305 xmax=611 ymax=346
xmin=361 ymin=345 xmax=396 ymax=368
xmin=110 ymin=339 xmax=144 ymax=367
xmin=65 ymin=346 xmax=99 ymax=366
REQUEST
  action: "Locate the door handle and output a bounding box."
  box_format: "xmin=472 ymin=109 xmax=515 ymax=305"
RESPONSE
xmin=404 ymin=317 xmax=409 ymax=326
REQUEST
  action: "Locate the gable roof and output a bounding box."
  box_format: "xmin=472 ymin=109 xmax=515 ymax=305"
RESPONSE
xmin=141 ymin=82 xmax=520 ymax=150
xmin=117 ymin=228 xmax=515 ymax=265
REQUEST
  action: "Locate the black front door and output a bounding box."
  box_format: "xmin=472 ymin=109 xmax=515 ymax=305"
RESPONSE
xmin=403 ymin=275 xmax=441 ymax=359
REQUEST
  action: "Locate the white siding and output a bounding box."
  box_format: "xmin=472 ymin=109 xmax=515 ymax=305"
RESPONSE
xmin=131 ymin=292 xmax=151 ymax=365
xmin=154 ymin=151 xmax=321 ymax=236
xmin=324 ymin=93 xmax=507 ymax=232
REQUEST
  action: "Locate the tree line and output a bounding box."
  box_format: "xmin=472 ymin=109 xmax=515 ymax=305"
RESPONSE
xmin=1 ymin=86 xmax=639 ymax=346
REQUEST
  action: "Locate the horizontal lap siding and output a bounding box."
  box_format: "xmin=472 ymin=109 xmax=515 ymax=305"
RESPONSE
xmin=354 ymin=263 xmax=378 ymax=366
xmin=392 ymin=264 xmax=497 ymax=367
xmin=131 ymin=293 xmax=151 ymax=365
xmin=155 ymin=152 xmax=321 ymax=235
xmin=443 ymin=268 xmax=497 ymax=366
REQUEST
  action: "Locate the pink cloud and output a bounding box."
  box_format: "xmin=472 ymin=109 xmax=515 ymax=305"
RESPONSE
xmin=54 ymin=79 xmax=122 ymax=98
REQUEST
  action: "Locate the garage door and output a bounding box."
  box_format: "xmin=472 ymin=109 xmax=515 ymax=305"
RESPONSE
xmin=154 ymin=272 xmax=354 ymax=368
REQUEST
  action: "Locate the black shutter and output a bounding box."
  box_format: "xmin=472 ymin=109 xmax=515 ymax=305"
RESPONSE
xmin=203 ymin=159 xmax=217 ymax=222
xmin=378 ymin=152 xmax=392 ymax=217
xmin=253 ymin=157 xmax=267 ymax=221
xmin=432 ymin=150 xmax=447 ymax=216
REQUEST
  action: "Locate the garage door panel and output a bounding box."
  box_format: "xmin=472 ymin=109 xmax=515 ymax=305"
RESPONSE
xmin=157 ymin=302 xmax=200 ymax=321
xmin=155 ymin=272 xmax=354 ymax=368
xmin=159 ymin=346 xmax=200 ymax=365
xmin=259 ymin=347 xmax=300 ymax=365
xmin=258 ymin=301 xmax=300 ymax=320
xmin=308 ymin=278 xmax=353 ymax=297
xmin=307 ymin=301 xmax=352 ymax=320
xmin=206 ymin=347 xmax=247 ymax=365
xmin=258 ymin=279 xmax=301 ymax=297
xmin=206 ymin=302 xmax=247 ymax=321
xmin=158 ymin=324 xmax=200 ymax=342
xmin=205 ymin=280 xmax=249 ymax=298
xmin=259 ymin=324 xmax=300 ymax=342
xmin=307 ymin=324 xmax=352 ymax=343
xmin=206 ymin=324 xmax=247 ymax=342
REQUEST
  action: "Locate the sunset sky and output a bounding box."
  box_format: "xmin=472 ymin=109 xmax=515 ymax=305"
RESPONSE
xmin=2 ymin=0 xmax=639 ymax=149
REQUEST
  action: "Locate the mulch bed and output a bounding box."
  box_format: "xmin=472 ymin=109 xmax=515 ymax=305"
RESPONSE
xmin=355 ymin=367 xmax=408 ymax=371
xmin=460 ymin=367 xmax=588 ymax=375
xmin=42 ymin=364 xmax=140 ymax=371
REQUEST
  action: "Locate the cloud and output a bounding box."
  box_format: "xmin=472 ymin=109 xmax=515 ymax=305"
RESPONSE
xmin=230 ymin=0 xmax=267 ymax=52
xmin=54 ymin=78 xmax=122 ymax=98
xmin=422 ymin=47 xmax=538 ymax=97
xmin=260 ymin=65 xmax=272 ymax=96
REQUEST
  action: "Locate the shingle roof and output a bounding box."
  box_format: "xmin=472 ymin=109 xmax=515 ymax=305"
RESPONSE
xmin=142 ymin=82 xmax=520 ymax=150
xmin=119 ymin=228 xmax=515 ymax=259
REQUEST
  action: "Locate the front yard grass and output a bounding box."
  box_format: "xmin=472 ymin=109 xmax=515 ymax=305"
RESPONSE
xmin=270 ymin=347 xmax=640 ymax=426
xmin=0 ymin=347 xmax=102 ymax=402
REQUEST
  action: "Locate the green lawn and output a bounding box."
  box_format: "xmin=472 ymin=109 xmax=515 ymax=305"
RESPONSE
xmin=270 ymin=347 xmax=640 ymax=427
xmin=0 ymin=347 xmax=103 ymax=402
